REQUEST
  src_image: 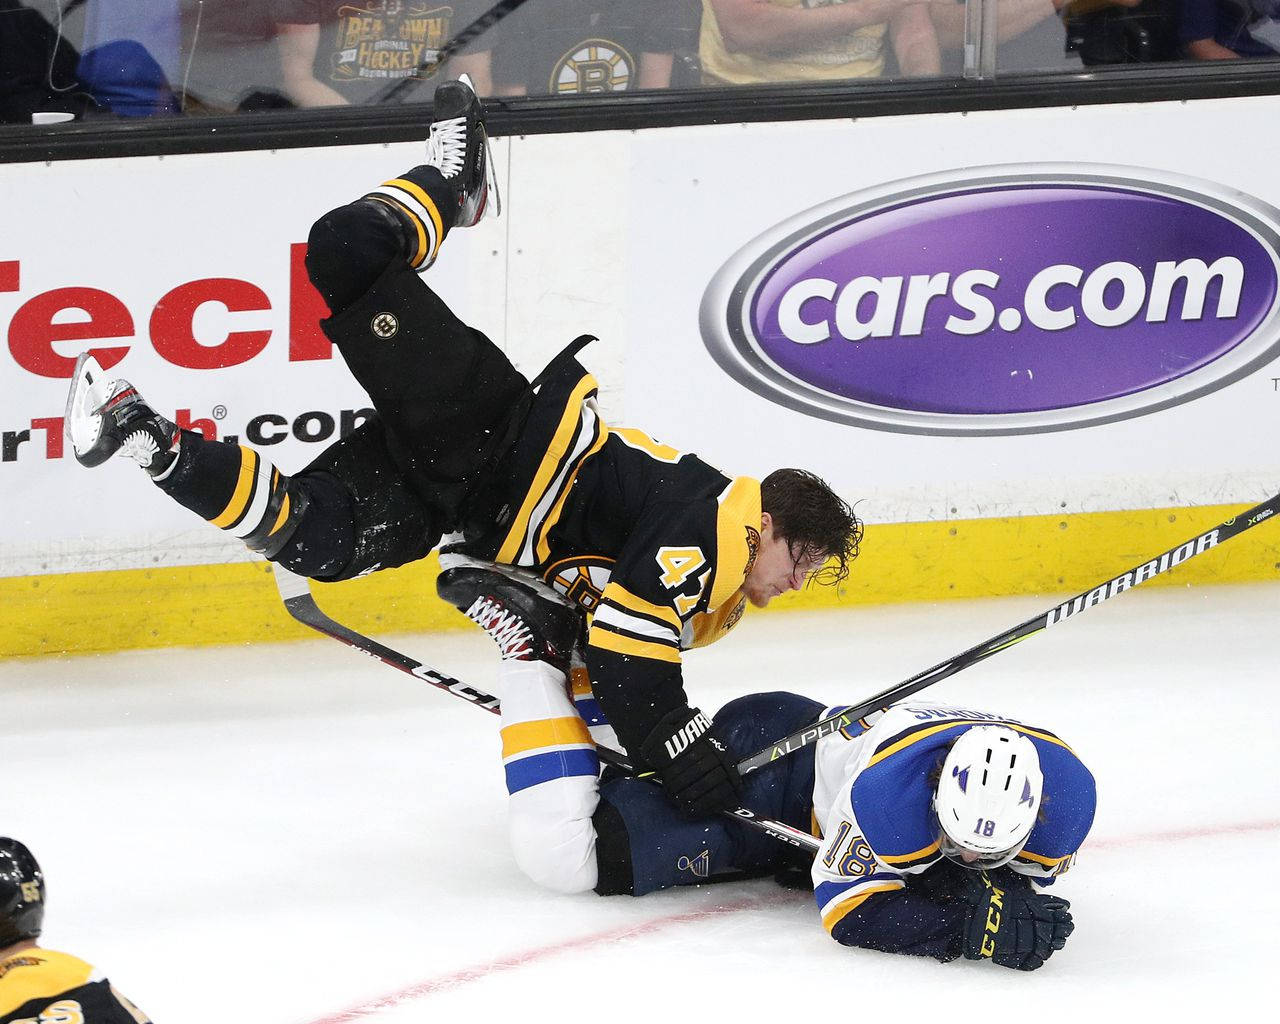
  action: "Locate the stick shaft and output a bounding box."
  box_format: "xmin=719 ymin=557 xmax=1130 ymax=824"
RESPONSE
xmin=273 ymin=565 xmax=820 ymax=853
xmin=738 ymin=492 xmax=1280 ymax=774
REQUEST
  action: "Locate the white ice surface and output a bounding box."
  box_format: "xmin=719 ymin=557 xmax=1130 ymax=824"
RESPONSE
xmin=4 ymin=583 xmax=1279 ymax=1021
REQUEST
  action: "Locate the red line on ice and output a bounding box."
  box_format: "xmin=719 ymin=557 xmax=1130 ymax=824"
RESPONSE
xmin=303 ymin=891 xmax=793 ymax=1024
xmin=301 ymin=819 xmax=1279 ymax=1023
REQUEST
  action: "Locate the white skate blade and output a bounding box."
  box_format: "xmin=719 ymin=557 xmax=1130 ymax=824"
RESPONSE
xmin=64 ymin=351 xmax=115 ymax=466
xmin=482 ymin=130 xmax=501 ymax=221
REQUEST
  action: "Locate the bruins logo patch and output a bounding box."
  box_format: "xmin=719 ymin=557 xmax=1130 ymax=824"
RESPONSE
xmin=543 ymin=555 xmax=615 ymax=611
xmin=371 ymin=312 xmax=399 ymax=338
xmin=550 ymin=38 xmax=635 ymax=94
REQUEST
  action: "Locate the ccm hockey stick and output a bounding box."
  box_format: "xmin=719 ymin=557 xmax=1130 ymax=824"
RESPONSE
xmin=736 ymin=490 xmax=1280 ymax=775
xmin=271 ymin=564 xmax=821 ymax=854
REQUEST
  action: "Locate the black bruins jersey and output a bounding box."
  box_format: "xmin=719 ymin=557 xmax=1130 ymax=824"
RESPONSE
xmin=0 ymin=949 xmax=150 ymax=1024
xmin=461 ymin=339 xmax=761 ymax=754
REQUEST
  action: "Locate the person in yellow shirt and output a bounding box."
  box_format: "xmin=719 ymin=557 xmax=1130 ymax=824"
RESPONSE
xmin=1 ymin=839 xmax=151 ymax=1024
xmin=701 ymin=0 xmax=942 ymax=83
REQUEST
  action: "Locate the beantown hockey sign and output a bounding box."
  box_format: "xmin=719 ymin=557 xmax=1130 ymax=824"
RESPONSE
xmin=700 ymin=164 xmax=1280 ymax=435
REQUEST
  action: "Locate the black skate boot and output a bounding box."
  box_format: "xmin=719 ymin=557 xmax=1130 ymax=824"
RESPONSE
xmin=437 ymin=557 xmax=583 ymax=670
xmin=65 ymin=352 xmax=179 ymax=476
xmin=425 ymin=74 xmax=500 ymax=226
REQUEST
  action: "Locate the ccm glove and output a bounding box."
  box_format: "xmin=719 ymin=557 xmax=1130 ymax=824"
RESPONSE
xmin=639 ymin=706 xmax=744 ymax=818
xmin=962 ymin=873 xmax=1074 ymax=971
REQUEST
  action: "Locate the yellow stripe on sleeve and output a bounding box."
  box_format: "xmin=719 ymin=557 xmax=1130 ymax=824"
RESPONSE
xmin=500 ymin=716 xmax=594 ymax=759
xmin=268 ymin=493 xmax=291 ymax=537
xmin=1016 ymin=849 xmax=1072 ymax=868
xmin=600 ymin=582 xmax=682 ymax=631
xmin=820 ymin=881 xmax=905 ymax=933
xmin=534 ymin=422 xmax=610 ymax=564
xmin=876 ymin=839 xmax=941 ymax=866
xmin=866 ymin=720 xmax=1076 ymax=771
xmin=589 ymin=627 xmax=683 ymax=664
xmin=210 ymin=447 xmax=258 ymax=529
xmin=496 ymin=374 xmax=599 ymax=565
xmin=385 ymin=177 xmax=444 ymax=261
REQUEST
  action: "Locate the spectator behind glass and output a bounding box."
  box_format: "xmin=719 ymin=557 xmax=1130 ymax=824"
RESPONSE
xmin=0 ymin=0 xmax=99 ymax=123
xmin=925 ymin=0 xmax=1157 ymax=72
xmin=1180 ymin=0 xmax=1280 ymax=57
xmin=488 ymin=0 xmax=700 ymax=95
xmin=271 ymin=0 xmax=494 ymax=106
xmin=179 ymin=0 xmax=292 ymax=113
xmin=77 ymin=0 xmax=182 ymax=116
xmin=700 ymin=0 xmax=941 ymax=85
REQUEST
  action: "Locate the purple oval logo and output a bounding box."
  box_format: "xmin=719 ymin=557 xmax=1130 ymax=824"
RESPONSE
xmin=700 ymin=165 xmax=1280 ymax=434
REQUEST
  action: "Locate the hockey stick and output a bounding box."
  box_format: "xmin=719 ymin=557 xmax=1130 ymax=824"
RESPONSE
xmin=370 ymin=0 xmax=534 ymax=105
xmin=271 ymin=564 xmax=821 ymax=854
xmin=736 ymin=490 xmax=1280 ymax=775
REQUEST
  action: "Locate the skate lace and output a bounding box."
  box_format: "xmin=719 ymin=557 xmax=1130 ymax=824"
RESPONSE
xmin=464 ymin=594 xmax=534 ymax=660
xmin=424 ymin=116 xmax=467 ymax=178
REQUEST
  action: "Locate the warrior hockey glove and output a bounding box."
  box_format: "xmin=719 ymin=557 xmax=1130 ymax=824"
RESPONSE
xmin=639 ymin=706 xmax=744 ymax=818
xmin=961 ymin=873 xmax=1074 ymax=971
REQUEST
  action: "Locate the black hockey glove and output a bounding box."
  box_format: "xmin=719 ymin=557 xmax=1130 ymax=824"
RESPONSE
xmin=961 ymin=873 xmax=1074 ymax=971
xmin=639 ymin=706 xmax=744 ymax=818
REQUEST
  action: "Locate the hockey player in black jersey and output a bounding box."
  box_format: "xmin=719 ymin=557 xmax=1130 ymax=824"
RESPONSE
xmin=67 ymin=78 xmax=862 ymax=890
xmin=0 ymin=838 xmax=151 ymax=1023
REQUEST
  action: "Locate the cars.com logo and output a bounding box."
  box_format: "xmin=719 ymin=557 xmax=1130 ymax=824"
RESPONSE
xmin=699 ymin=164 xmax=1280 ymax=434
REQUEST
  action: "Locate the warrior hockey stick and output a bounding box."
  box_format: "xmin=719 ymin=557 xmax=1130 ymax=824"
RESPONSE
xmin=736 ymin=490 xmax=1280 ymax=775
xmin=271 ymin=564 xmax=821 ymax=854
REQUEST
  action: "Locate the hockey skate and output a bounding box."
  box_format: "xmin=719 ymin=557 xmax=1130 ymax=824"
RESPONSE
xmin=437 ymin=555 xmax=583 ymax=669
xmin=425 ymin=74 xmax=500 ymax=226
xmin=64 ymin=352 xmax=179 ymax=475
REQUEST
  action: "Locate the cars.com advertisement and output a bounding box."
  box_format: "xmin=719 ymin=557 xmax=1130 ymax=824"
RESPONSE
xmin=700 ymin=166 xmax=1280 ymax=435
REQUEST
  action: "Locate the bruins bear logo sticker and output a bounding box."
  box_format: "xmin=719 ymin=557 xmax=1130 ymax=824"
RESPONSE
xmin=551 ymin=39 xmax=635 ymax=94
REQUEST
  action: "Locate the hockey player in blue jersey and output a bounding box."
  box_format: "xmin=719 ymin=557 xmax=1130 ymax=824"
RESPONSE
xmin=590 ymin=693 xmax=1094 ymax=971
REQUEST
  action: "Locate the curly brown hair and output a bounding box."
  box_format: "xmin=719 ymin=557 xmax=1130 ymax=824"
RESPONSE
xmin=760 ymin=468 xmax=863 ymax=587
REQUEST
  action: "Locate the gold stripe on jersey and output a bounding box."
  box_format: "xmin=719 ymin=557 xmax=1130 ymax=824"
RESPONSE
xmin=496 ymin=375 xmax=601 ymax=566
xmin=0 ymin=949 xmax=95 ymax=1017
xmin=570 ymin=666 xmax=593 ymax=698
xmin=380 ymin=177 xmax=444 ymax=266
xmin=534 ymin=421 xmax=610 ymax=564
xmin=709 ymin=476 xmax=762 ymax=612
xmin=1014 ymin=849 xmax=1072 ymax=869
xmin=210 ymin=447 xmax=259 ymax=529
xmin=612 ymin=427 xmax=685 ymax=463
xmin=501 ymin=716 xmax=594 ymax=758
xmin=876 ymin=839 xmax=941 ymax=867
xmin=598 ymin=583 xmax=681 ymax=632
xmin=366 ymin=195 xmax=428 ymax=268
xmin=588 ymin=626 xmax=683 ymax=664
xmin=866 ymin=719 xmax=1075 ymax=772
xmin=270 ymin=492 xmax=291 ymax=537
xmin=820 ymin=881 xmax=905 ymax=933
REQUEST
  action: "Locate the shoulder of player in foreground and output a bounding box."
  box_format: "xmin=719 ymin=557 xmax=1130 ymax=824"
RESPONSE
xmin=0 ymin=947 xmax=95 ymax=1016
xmin=1015 ymin=737 xmax=1098 ymax=875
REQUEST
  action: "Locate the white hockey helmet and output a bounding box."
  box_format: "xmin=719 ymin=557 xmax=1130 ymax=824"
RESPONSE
xmin=933 ymin=725 xmax=1043 ymax=869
